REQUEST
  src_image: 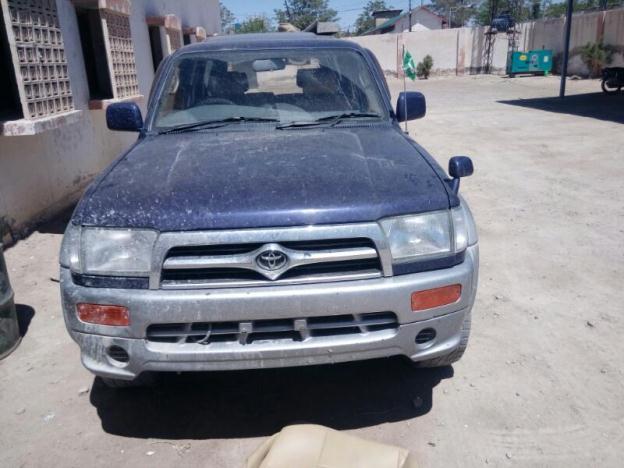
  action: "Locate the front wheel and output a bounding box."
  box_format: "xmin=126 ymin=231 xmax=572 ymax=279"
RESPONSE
xmin=601 ymin=79 xmax=621 ymax=95
xmin=415 ymin=310 xmax=471 ymax=368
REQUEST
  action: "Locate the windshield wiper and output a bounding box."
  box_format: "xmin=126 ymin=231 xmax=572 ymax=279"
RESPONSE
xmin=159 ymin=116 xmax=279 ymax=134
xmin=276 ymin=112 xmax=382 ymax=130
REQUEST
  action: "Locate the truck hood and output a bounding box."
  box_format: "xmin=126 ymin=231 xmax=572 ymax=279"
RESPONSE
xmin=74 ymin=126 xmax=452 ymax=231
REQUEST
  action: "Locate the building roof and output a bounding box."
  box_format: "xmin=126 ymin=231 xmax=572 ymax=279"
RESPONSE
xmin=361 ymin=6 xmax=446 ymax=35
xmin=372 ymin=9 xmax=403 ymax=18
xmin=180 ymin=32 xmax=361 ymax=53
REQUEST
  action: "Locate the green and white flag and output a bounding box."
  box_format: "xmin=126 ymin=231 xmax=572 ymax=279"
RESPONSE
xmin=403 ymin=49 xmax=417 ymax=81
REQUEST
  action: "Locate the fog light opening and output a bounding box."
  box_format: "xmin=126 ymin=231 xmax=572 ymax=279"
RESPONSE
xmin=107 ymin=346 xmax=130 ymax=364
xmin=415 ymin=328 xmax=436 ymax=344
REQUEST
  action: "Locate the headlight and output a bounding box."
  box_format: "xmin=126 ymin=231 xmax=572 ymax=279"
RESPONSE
xmin=380 ymin=211 xmax=451 ymax=263
xmin=60 ymin=224 xmax=157 ymax=276
xmin=380 ymin=206 xmax=473 ymax=264
xmin=60 ymin=222 xmax=81 ymax=271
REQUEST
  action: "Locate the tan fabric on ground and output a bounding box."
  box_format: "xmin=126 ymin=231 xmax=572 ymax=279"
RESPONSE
xmin=247 ymin=424 xmax=418 ymax=468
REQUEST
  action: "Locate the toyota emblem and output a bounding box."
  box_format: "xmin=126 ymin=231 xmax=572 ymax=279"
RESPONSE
xmin=256 ymin=249 xmax=288 ymax=271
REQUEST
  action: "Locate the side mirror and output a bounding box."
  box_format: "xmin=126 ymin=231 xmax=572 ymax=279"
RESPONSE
xmin=396 ymin=92 xmax=426 ymax=122
xmin=448 ymin=156 xmax=474 ymax=194
xmin=106 ymin=102 xmax=143 ymax=132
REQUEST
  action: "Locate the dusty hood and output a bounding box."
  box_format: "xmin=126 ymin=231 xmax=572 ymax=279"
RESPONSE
xmin=74 ymin=126 xmax=452 ymax=231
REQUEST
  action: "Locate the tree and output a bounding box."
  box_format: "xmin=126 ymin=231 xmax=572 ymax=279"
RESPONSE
xmin=541 ymin=0 xmax=619 ymax=18
xmin=580 ymin=41 xmax=614 ymax=77
xmin=472 ymin=0 xmax=624 ymax=26
xmin=416 ymin=55 xmax=434 ymax=79
xmin=474 ymin=0 xmax=533 ymax=26
xmin=474 ymin=0 xmax=500 ymax=26
xmin=354 ymin=1 xmax=393 ymax=35
xmin=545 ymin=0 xmax=624 ymax=18
xmin=220 ymin=2 xmax=235 ymax=33
xmin=237 ymin=15 xmax=272 ymax=34
xmin=530 ymin=0 xmax=541 ymax=19
xmin=429 ymin=0 xmax=479 ymax=27
xmin=274 ymin=0 xmax=338 ymax=30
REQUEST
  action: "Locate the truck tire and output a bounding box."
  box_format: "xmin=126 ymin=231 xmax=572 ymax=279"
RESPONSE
xmin=100 ymin=373 xmax=155 ymax=388
xmin=415 ymin=310 xmax=471 ymax=368
xmin=601 ymin=79 xmax=621 ymax=95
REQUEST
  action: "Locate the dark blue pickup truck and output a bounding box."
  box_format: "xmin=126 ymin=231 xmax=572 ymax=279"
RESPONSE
xmin=60 ymin=33 xmax=478 ymax=387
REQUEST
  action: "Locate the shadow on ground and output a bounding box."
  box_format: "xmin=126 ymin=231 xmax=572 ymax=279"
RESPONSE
xmin=90 ymin=357 xmax=452 ymax=439
xmin=499 ymin=92 xmax=624 ymax=124
xmin=1 ymin=203 xmax=74 ymax=248
xmin=36 ymin=205 xmax=75 ymax=235
xmin=15 ymin=304 xmax=35 ymax=337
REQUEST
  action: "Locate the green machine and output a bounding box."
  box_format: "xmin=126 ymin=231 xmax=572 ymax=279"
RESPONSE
xmin=507 ymin=49 xmax=553 ymax=76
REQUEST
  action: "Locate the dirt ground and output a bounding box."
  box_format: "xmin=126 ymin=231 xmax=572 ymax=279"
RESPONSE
xmin=1 ymin=75 xmax=623 ymax=467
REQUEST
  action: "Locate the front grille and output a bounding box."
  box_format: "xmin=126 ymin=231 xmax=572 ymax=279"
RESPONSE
xmin=166 ymin=238 xmax=375 ymax=257
xmin=160 ymin=238 xmax=382 ymax=288
xmin=146 ymin=312 xmax=398 ymax=345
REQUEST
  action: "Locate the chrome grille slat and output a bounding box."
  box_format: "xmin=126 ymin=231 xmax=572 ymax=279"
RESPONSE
xmin=163 ymin=246 xmax=377 ymax=271
xmin=160 ymin=270 xmax=381 ymax=290
xmin=146 ymin=312 xmax=398 ymax=344
xmin=305 ymin=318 xmax=396 ymax=330
xmin=163 ymin=254 xmax=256 ymax=270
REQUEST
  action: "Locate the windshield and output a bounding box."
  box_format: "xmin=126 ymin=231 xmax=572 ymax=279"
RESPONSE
xmin=152 ymin=48 xmax=387 ymax=130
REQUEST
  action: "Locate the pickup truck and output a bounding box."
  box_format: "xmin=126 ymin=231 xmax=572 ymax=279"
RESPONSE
xmin=60 ymin=33 xmax=478 ymax=387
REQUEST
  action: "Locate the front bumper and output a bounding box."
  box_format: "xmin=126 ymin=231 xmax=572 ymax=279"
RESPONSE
xmin=61 ymin=245 xmax=478 ymax=380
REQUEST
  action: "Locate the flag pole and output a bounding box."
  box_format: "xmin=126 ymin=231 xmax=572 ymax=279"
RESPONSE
xmin=402 ymin=44 xmax=408 ymax=134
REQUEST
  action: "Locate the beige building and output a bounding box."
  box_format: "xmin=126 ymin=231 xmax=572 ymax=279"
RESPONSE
xmin=0 ymin=0 xmax=220 ymax=243
xmin=366 ymin=7 xmax=447 ymax=35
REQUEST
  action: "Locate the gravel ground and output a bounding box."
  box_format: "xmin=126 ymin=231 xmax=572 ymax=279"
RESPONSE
xmin=1 ymin=75 xmax=623 ymax=467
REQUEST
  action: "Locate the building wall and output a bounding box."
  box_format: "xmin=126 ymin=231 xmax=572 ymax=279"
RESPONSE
xmin=352 ymin=25 xmax=509 ymax=76
xmin=351 ymin=8 xmax=624 ymax=77
xmin=519 ymin=8 xmax=624 ymax=71
xmin=395 ymin=9 xmax=445 ymax=32
xmin=0 ymin=0 xmax=220 ymax=243
xmin=352 ymin=34 xmax=400 ymax=73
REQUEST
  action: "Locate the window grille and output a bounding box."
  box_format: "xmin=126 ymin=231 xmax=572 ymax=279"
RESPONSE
xmin=101 ymin=9 xmax=138 ymax=98
xmin=147 ymin=13 xmax=182 ymax=68
xmin=1 ymin=0 xmax=74 ymax=119
xmin=167 ymin=27 xmax=181 ymax=51
xmin=183 ymin=26 xmax=206 ymax=45
xmin=73 ymin=0 xmax=139 ymax=103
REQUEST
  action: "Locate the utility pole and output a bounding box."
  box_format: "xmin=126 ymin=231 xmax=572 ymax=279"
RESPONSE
xmin=408 ymin=0 xmax=412 ymax=32
xmin=559 ymin=0 xmax=574 ymax=98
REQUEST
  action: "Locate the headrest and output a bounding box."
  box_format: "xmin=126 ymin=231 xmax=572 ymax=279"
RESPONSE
xmin=209 ymin=71 xmax=249 ymax=95
xmin=226 ymin=71 xmax=249 ymax=94
xmin=211 ymin=60 xmax=228 ymax=75
xmin=296 ymin=68 xmax=339 ymax=93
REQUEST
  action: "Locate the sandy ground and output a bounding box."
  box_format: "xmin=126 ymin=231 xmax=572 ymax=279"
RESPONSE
xmin=1 ymin=75 xmax=623 ymax=467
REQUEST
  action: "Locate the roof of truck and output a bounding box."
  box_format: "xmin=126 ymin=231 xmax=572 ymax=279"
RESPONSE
xmin=181 ymin=33 xmax=362 ymax=53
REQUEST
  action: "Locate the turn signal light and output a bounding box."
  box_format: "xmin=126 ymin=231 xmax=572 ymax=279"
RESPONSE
xmin=76 ymin=303 xmax=130 ymax=326
xmin=411 ymin=284 xmax=462 ymax=311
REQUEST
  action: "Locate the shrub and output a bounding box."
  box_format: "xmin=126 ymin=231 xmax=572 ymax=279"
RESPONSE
xmin=416 ymin=55 xmax=433 ymax=79
xmin=580 ymin=42 xmax=614 ymax=78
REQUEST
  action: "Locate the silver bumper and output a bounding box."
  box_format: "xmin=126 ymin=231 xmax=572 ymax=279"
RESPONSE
xmin=61 ymin=245 xmax=478 ymax=380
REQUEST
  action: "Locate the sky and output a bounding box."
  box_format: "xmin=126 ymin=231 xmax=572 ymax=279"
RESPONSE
xmin=221 ymin=0 xmax=431 ymax=33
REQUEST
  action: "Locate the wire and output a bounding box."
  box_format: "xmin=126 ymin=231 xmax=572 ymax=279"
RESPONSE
xmin=229 ymin=0 xmax=432 ymax=23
